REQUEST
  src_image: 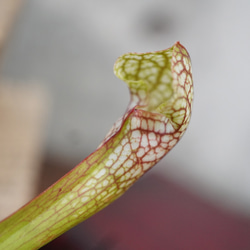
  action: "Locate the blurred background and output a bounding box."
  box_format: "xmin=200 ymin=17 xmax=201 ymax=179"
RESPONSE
xmin=0 ymin=0 xmax=250 ymax=249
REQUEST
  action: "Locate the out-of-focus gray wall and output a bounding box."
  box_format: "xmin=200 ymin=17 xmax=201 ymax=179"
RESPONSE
xmin=1 ymin=0 xmax=250 ymax=215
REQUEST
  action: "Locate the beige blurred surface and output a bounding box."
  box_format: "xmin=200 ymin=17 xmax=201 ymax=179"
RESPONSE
xmin=0 ymin=84 xmax=48 ymax=220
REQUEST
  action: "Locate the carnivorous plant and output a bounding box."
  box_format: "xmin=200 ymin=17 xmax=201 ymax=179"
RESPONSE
xmin=0 ymin=41 xmax=193 ymax=249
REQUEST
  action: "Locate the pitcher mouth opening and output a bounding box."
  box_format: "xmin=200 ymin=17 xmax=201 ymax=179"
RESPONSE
xmin=114 ymin=42 xmax=193 ymax=130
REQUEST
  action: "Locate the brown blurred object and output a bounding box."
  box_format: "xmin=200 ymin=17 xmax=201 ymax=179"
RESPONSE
xmin=0 ymin=84 xmax=48 ymax=220
xmin=0 ymin=0 xmax=23 ymax=52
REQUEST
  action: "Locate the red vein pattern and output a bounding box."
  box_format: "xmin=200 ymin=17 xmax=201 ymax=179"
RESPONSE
xmin=0 ymin=42 xmax=193 ymax=250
